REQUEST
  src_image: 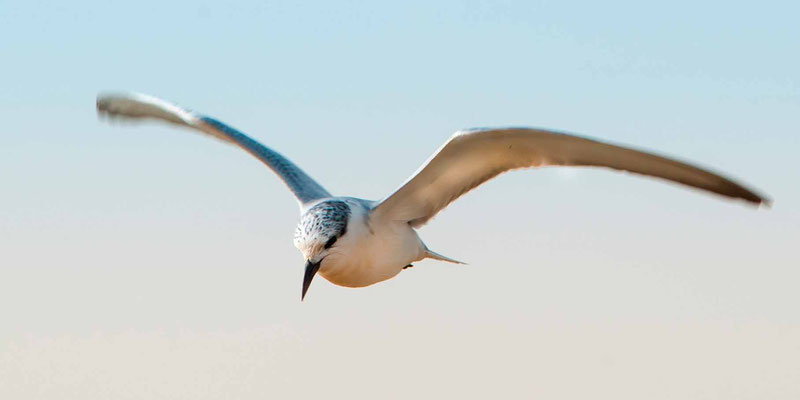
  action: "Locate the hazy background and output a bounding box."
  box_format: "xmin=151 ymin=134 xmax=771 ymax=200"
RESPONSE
xmin=1 ymin=1 xmax=798 ymax=398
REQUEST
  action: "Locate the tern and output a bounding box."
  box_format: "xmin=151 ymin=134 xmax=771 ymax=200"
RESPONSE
xmin=97 ymin=92 xmax=769 ymax=300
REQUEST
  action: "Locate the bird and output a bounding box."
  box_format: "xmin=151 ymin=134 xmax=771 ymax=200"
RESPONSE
xmin=96 ymin=92 xmax=769 ymax=300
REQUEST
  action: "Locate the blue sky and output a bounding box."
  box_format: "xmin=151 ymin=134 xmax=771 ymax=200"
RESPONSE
xmin=1 ymin=1 xmax=798 ymax=398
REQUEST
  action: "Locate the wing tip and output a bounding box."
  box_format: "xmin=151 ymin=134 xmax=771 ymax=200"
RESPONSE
xmin=96 ymin=92 xmax=117 ymax=115
xmin=95 ymin=91 xmax=197 ymax=127
xmin=96 ymin=92 xmax=135 ymax=124
xmin=724 ymin=182 xmax=772 ymax=209
xmin=728 ymin=188 xmax=771 ymax=209
xmin=96 ymin=91 xmax=145 ymax=117
xmin=96 ymin=90 xmax=143 ymax=110
xmin=755 ymin=195 xmax=773 ymax=209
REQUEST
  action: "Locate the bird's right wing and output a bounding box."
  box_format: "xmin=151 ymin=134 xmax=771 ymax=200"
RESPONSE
xmin=372 ymin=127 xmax=769 ymax=227
xmin=97 ymin=92 xmax=331 ymax=206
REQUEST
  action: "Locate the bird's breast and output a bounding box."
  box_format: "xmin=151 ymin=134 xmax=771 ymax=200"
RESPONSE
xmin=318 ymin=218 xmax=425 ymax=287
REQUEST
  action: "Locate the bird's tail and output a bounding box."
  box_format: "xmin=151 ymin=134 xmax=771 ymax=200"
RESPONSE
xmin=424 ymin=248 xmax=466 ymax=265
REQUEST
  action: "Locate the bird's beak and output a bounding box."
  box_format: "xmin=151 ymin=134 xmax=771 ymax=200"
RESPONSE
xmin=302 ymin=260 xmax=321 ymax=301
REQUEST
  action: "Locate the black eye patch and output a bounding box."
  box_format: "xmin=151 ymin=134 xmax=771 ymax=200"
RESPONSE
xmin=324 ymin=236 xmax=338 ymax=249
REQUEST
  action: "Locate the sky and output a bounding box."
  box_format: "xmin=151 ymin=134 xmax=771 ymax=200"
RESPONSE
xmin=1 ymin=0 xmax=799 ymax=398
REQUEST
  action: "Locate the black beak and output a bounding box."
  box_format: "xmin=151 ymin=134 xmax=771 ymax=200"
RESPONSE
xmin=302 ymin=260 xmax=321 ymax=301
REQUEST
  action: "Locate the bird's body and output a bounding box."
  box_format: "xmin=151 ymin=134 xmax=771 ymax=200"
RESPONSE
xmin=293 ymin=197 xmax=422 ymax=287
xmin=97 ymin=92 xmax=770 ymax=299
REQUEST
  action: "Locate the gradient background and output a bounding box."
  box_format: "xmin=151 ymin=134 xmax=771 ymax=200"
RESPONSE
xmin=1 ymin=1 xmax=798 ymax=398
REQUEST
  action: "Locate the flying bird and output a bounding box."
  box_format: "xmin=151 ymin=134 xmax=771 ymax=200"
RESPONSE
xmin=96 ymin=93 xmax=769 ymax=300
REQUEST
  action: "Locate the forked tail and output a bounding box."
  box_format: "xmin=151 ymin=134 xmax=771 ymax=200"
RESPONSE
xmin=424 ymin=248 xmax=466 ymax=264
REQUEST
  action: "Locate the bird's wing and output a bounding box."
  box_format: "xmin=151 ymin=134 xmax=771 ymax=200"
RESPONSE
xmin=97 ymin=92 xmax=331 ymax=206
xmin=372 ymin=127 xmax=769 ymax=227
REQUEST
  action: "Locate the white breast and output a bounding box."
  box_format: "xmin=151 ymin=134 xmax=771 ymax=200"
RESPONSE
xmin=318 ymin=199 xmax=426 ymax=287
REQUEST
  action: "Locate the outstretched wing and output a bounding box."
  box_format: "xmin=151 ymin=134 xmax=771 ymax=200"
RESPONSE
xmin=372 ymin=127 xmax=769 ymax=227
xmin=97 ymin=92 xmax=331 ymax=206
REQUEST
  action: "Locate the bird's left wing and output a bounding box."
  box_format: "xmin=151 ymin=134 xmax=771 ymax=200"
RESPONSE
xmin=97 ymin=92 xmax=331 ymax=206
xmin=372 ymin=128 xmax=769 ymax=227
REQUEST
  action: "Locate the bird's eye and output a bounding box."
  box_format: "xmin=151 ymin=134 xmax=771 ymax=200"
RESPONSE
xmin=324 ymin=236 xmax=338 ymax=249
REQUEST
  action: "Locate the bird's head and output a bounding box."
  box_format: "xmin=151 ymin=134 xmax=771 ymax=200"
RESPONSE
xmin=293 ymin=200 xmax=351 ymax=300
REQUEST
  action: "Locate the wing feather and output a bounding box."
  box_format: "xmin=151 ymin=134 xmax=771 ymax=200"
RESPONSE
xmin=96 ymin=92 xmax=331 ymax=206
xmin=373 ymin=128 xmax=769 ymax=227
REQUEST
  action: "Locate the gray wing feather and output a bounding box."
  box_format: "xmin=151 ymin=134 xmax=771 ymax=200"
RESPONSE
xmin=96 ymin=92 xmax=331 ymax=206
xmin=373 ymin=127 xmax=769 ymax=227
